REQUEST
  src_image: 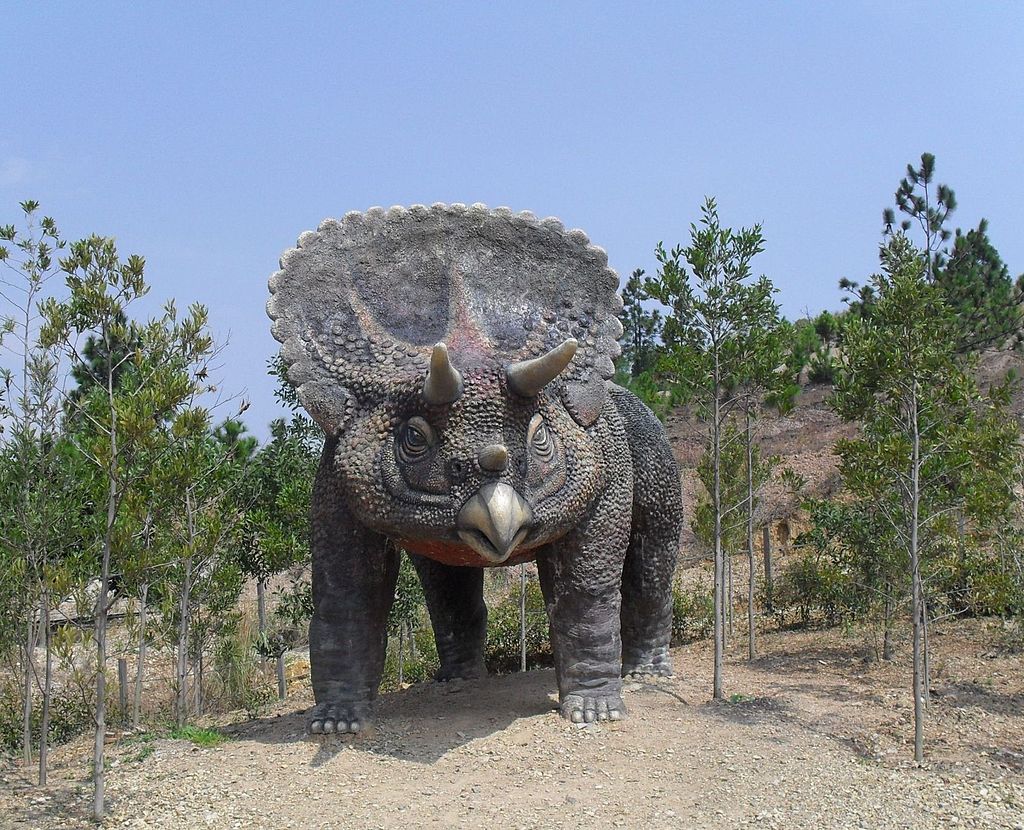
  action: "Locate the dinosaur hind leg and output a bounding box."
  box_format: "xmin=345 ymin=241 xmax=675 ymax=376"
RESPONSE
xmin=614 ymin=391 xmax=682 ymax=679
xmin=410 ymin=554 xmax=487 ymax=681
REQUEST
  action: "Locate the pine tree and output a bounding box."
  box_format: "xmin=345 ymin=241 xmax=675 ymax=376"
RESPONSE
xmin=832 ymin=233 xmax=1019 ymax=762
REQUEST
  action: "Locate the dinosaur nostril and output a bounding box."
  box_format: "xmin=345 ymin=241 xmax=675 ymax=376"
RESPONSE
xmin=478 ymin=444 xmax=509 ymax=472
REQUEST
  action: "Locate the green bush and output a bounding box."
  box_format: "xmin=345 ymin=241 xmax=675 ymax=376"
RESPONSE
xmin=770 ymin=554 xmax=853 ymax=627
xmin=808 ymin=348 xmax=836 ymax=384
xmin=0 ymin=679 xmax=91 ymax=754
xmin=935 ymin=547 xmax=1024 ymax=618
xmin=484 ymin=579 xmax=551 ymax=673
xmin=671 ymin=583 xmax=714 ymax=643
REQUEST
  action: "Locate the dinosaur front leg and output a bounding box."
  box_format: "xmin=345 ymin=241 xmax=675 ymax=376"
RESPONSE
xmin=308 ymin=438 xmax=399 ymax=734
xmin=536 ymin=480 xmax=632 ymax=723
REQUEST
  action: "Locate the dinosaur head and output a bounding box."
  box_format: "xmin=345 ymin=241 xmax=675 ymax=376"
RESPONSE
xmin=337 ymin=339 xmax=608 ymax=565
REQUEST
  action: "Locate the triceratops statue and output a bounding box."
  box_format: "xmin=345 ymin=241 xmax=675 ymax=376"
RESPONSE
xmin=267 ymin=204 xmax=682 ymax=732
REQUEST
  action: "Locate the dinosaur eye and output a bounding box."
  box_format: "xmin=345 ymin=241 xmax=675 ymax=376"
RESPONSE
xmin=528 ymin=414 xmax=555 ymax=462
xmin=398 ymin=417 xmax=435 ymax=464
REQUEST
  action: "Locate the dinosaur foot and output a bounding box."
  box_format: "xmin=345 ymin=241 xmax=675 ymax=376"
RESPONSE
xmin=435 ymin=658 xmax=487 ymax=683
xmin=308 ymin=700 xmax=372 ymax=735
xmin=559 ymin=692 xmax=626 ymax=724
xmin=622 ymin=645 xmax=674 ymax=679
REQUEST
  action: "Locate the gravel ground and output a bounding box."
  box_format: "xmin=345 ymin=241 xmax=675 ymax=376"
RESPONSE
xmin=3 ymin=621 xmax=1023 ymax=830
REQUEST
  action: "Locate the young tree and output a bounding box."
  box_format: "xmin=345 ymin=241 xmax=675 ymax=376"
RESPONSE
xmin=832 ymin=234 xmax=1019 ymax=762
xmin=40 ymin=236 xmax=215 ymax=819
xmin=619 ymin=268 xmax=662 ymax=377
xmin=645 ymin=197 xmax=779 ymax=699
xmin=0 ymin=202 xmax=91 ymax=783
xmin=164 ymin=418 xmax=252 ymax=724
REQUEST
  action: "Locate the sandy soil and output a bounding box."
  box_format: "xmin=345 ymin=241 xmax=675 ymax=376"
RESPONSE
xmin=3 ymin=619 xmax=1022 ymax=830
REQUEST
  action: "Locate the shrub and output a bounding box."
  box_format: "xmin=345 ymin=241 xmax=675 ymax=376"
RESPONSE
xmin=484 ymin=579 xmax=551 ymax=673
xmin=168 ymin=725 xmax=226 ymax=747
xmin=771 ymin=554 xmax=853 ymax=627
xmin=671 ymin=583 xmax=714 ymax=643
xmin=0 ymin=679 xmax=92 ymax=754
xmin=210 ymin=612 xmax=276 ymax=718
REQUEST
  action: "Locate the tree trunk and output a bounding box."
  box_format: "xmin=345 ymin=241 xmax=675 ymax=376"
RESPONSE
xmin=712 ymin=382 xmax=724 ymax=700
xmin=276 ymin=654 xmax=286 ymax=699
xmin=195 ymin=648 xmax=204 ymax=717
xmin=93 ymin=326 xmax=117 ymax=821
xmin=882 ymin=591 xmax=894 ymax=662
xmin=922 ymin=591 xmax=931 ymax=705
xmin=93 ymin=477 xmax=116 ymax=820
xmin=176 ymin=557 xmax=193 ymax=727
xmin=257 ymin=579 xmax=267 ymax=671
xmin=762 ymin=525 xmax=773 ymax=614
xmin=38 ymin=590 xmax=51 ymax=786
xmin=910 ymin=384 xmax=925 ymax=764
xmin=746 ymin=409 xmax=756 ymax=661
xmin=132 ymin=584 xmax=148 ymax=730
xmin=176 ymin=492 xmax=196 ymax=727
xmin=725 ymin=549 xmax=733 ymax=639
xmin=22 ymin=613 xmax=35 ymax=766
xmin=519 ymin=563 xmax=527 ymax=672
xmin=117 ymin=658 xmax=128 ymax=725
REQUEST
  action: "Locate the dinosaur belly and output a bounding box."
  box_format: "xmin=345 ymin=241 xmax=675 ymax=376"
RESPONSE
xmin=398 ymin=537 xmax=538 ymax=568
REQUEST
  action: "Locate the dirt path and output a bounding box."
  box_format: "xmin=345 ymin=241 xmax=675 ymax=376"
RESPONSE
xmin=4 ymin=623 xmax=1023 ymax=830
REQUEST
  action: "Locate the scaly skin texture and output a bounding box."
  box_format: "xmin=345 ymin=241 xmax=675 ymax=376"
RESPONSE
xmin=267 ymin=205 xmax=683 ymax=733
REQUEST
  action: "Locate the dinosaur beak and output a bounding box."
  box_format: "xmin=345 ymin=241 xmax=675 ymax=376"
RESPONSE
xmin=456 ymin=482 xmax=533 ymax=564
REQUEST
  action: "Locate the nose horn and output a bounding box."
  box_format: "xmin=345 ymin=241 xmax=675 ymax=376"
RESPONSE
xmin=457 ymin=482 xmax=533 ymax=563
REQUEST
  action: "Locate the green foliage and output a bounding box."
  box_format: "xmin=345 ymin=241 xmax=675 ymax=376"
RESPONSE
xmin=235 ymin=365 xmax=320 ymax=585
xmin=670 ymin=583 xmax=714 ymax=643
xmin=833 ymin=234 xmax=1020 ymax=546
xmin=868 ymin=152 xmax=1024 ymax=353
xmin=484 ymin=579 xmax=551 ymax=673
xmin=167 ymin=725 xmax=226 ymax=747
xmin=0 ymin=679 xmax=91 ymax=754
xmin=769 ymin=553 xmax=854 ymax=627
xmin=937 ymin=219 xmax=1024 ymax=352
xmin=272 ymin=578 xmax=313 ymax=633
xmin=388 ymin=552 xmax=425 ymax=635
xmin=618 ymin=267 xmax=663 ymax=378
xmin=645 ymin=198 xmax=779 ymax=410
xmin=795 ymin=497 xmax=901 ymax=628
xmin=211 ymin=613 xmax=276 ymax=718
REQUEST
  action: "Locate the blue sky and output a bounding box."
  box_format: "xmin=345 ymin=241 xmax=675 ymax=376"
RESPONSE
xmin=2 ymin=3 xmax=1022 ymax=438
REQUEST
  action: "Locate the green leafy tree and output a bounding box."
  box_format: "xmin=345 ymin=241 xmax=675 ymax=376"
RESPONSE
xmin=831 ymin=233 xmax=1020 ymax=762
xmin=237 ymin=358 xmax=320 ymax=644
xmin=40 ymin=235 xmax=216 ymax=819
xmin=645 ymin=197 xmax=779 ymax=699
xmin=0 ymin=202 xmax=95 ymax=784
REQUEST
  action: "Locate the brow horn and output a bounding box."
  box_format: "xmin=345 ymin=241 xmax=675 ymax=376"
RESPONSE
xmin=506 ymin=338 xmax=578 ymax=397
xmin=423 ymin=342 xmax=464 ymax=405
